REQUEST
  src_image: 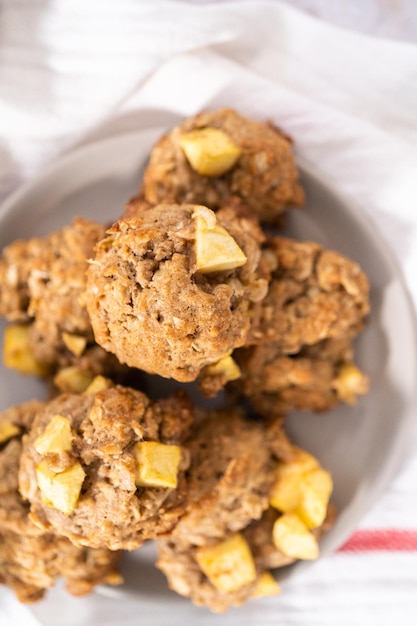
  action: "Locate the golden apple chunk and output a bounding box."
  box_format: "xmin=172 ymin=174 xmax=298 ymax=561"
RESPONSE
xmin=269 ymin=444 xmax=333 ymax=532
xmin=34 ymin=414 xmax=74 ymax=455
xmin=269 ymin=447 xmax=319 ymax=513
xmin=83 ymin=375 xmax=112 ymax=395
xmin=36 ymin=460 xmax=86 ymax=515
xmin=195 ymin=533 xmax=257 ymax=593
xmin=296 ymin=467 xmax=333 ymax=529
xmin=204 ymin=353 xmax=242 ymax=382
xmin=179 ymin=127 xmax=242 ymax=177
xmin=53 ymin=366 xmax=94 ymax=393
xmin=333 ymin=362 xmax=369 ymax=404
xmin=62 ymin=332 xmax=87 ymax=357
xmin=193 ymin=206 xmax=247 ymax=273
xmin=135 ymin=441 xmax=182 ymax=489
xmin=272 ymin=512 xmax=319 ymax=561
xmin=3 ymin=324 xmax=48 ymax=376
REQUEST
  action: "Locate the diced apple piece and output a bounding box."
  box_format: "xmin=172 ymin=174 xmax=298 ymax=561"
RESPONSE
xmin=193 ymin=206 xmax=247 ymax=273
xmin=83 ymin=375 xmax=112 ymax=395
xmin=179 ymin=128 xmax=242 ymax=177
xmin=53 ymin=366 xmax=94 ymax=393
xmin=34 ymin=414 xmax=73 ymax=455
xmin=269 ymin=468 xmax=303 ymax=513
xmin=296 ymin=467 xmax=333 ymax=529
xmin=195 ymin=533 xmax=257 ymax=593
xmin=270 ymin=447 xmax=333 ymax=530
xmin=333 ymin=363 xmax=369 ymax=404
xmin=250 ymin=571 xmax=281 ymax=599
xmin=3 ymin=325 xmax=48 ymax=376
xmin=0 ymin=422 xmax=20 ymax=444
xmin=62 ymin=332 xmax=87 ymax=357
xmin=269 ymin=447 xmax=319 ymax=513
xmin=272 ymin=512 xmax=319 ymax=560
xmin=135 ymin=441 xmax=182 ymax=489
xmin=204 ymin=354 xmax=241 ymax=382
xmin=36 ymin=460 xmax=85 ymax=515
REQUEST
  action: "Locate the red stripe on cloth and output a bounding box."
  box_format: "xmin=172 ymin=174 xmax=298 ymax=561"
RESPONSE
xmin=338 ymin=529 xmax=417 ymax=552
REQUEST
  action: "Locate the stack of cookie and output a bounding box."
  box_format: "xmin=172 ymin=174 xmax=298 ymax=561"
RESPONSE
xmin=0 ymin=109 xmax=369 ymax=612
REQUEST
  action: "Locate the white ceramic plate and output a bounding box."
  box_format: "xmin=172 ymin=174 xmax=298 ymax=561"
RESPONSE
xmin=1 ymin=124 xmax=416 ymax=626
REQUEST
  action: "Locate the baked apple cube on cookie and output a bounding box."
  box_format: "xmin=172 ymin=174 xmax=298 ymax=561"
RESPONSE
xmin=142 ymin=108 xmax=305 ymax=223
xmin=0 ymin=218 xmax=123 ymax=384
xmin=156 ymin=412 xmax=335 ymax=612
xmin=0 ymin=400 xmax=122 ymax=603
xmin=18 ymin=381 xmax=193 ymax=550
xmin=85 ymin=204 xmax=268 ymax=382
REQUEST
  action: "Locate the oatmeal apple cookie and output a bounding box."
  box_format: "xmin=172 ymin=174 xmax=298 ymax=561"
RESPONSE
xmin=233 ymin=236 xmax=370 ymax=414
xmin=0 ymin=218 xmax=122 ymax=381
xmin=157 ymin=407 xmax=292 ymax=550
xmin=0 ymin=400 xmax=121 ymax=603
xmin=141 ymin=108 xmax=304 ymax=223
xmin=155 ymin=408 xmax=288 ymax=611
xmin=18 ymin=383 xmax=193 ymax=550
xmin=156 ymin=416 xmax=335 ymax=612
xmin=201 ymin=236 xmax=370 ymax=403
xmin=85 ymin=204 xmax=268 ymax=382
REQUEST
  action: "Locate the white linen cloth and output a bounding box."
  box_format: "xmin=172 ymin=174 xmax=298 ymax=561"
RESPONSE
xmin=0 ymin=1 xmax=417 ymax=624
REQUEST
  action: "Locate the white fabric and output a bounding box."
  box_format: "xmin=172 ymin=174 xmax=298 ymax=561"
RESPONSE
xmin=0 ymin=1 xmax=417 ymax=624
